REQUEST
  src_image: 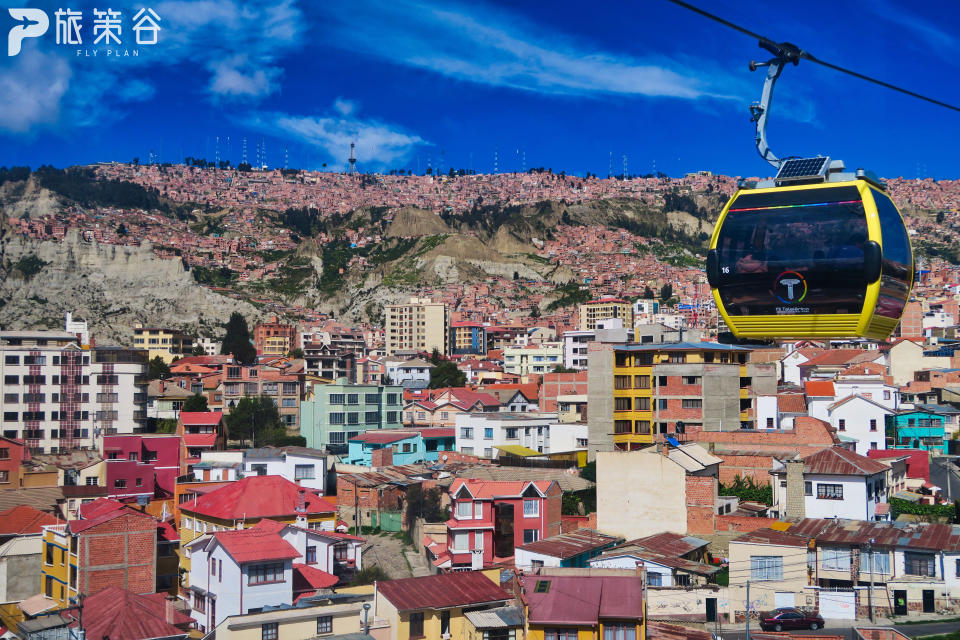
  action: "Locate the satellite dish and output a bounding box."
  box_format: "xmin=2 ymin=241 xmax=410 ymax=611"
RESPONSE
xmin=442 ymin=455 xmax=448 ymax=461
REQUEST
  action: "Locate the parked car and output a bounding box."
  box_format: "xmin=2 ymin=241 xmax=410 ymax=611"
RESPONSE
xmin=758 ymin=607 xmax=825 ymax=631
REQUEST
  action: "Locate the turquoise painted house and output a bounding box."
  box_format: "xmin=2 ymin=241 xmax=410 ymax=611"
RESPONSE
xmin=886 ymin=409 xmax=946 ymax=453
xmin=346 ymin=427 xmax=456 ymax=466
xmin=300 ymin=378 xmax=404 ymax=451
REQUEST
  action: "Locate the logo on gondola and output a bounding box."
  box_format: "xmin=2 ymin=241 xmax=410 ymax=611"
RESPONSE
xmin=775 ymin=271 xmax=807 ymax=304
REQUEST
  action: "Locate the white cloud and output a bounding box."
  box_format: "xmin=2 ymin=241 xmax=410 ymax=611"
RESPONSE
xmin=0 ymin=48 xmax=70 ymax=134
xmin=243 ymin=102 xmax=428 ymax=168
xmin=319 ymin=0 xmax=748 ymax=101
xmin=208 ymin=55 xmax=282 ymax=99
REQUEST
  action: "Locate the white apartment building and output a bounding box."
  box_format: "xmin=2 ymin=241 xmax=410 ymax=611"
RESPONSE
xmin=383 ymin=358 xmax=433 ymax=390
xmin=0 ymin=331 xmax=149 ymax=454
xmin=455 ymin=412 xmax=558 ymax=458
xmin=384 ymin=298 xmax=450 ymax=356
xmin=503 ymin=342 xmax=562 ymax=376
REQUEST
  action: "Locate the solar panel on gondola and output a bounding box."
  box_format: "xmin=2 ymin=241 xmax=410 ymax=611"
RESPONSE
xmin=775 ymin=156 xmax=830 ymax=182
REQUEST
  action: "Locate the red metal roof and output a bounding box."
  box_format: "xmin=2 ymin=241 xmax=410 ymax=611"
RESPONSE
xmin=180 ymin=475 xmax=337 ymax=520
xmin=788 ymin=517 xmax=960 ymax=552
xmin=868 ymin=448 xmax=930 ymax=481
xmin=731 ymin=528 xmax=811 ymax=547
xmin=349 ymin=431 xmax=417 ymax=445
xmin=69 ymin=498 xmax=157 ymax=534
xmin=523 ymin=575 xmax=643 ymax=625
xmin=449 ymin=478 xmax=554 ymax=500
xmin=804 ymin=380 xmax=835 ymax=397
xmin=0 ymin=505 xmax=58 ymax=535
xmin=517 ymin=529 xmax=620 ymax=559
xmin=63 ymin=587 xmax=191 ymax=639
xmin=179 ymin=411 xmax=223 ymax=426
xmin=182 ymin=433 xmax=218 ymax=447
xmin=376 ymin=571 xmax=511 ymax=611
xmin=801 ymin=446 xmax=889 ymax=476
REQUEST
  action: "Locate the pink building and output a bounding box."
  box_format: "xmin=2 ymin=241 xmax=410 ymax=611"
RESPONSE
xmin=426 ymin=478 xmax=561 ymax=570
xmin=102 ymin=434 xmax=182 ymax=502
xmin=177 ymin=412 xmax=226 ymax=472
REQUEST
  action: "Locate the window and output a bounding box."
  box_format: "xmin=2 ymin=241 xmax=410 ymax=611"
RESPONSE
xmin=347 ymin=413 xmax=359 ymax=425
xmin=282 ymin=398 xmax=297 ymax=408
xmin=523 ymin=529 xmax=540 ymax=544
xmin=136 ymin=478 xmax=143 ymax=487
xmin=615 ymin=397 xmax=632 ymax=411
xmin=681 ymin=399 xmax=702 ymax=409
xmin=821 ymin=548 xmax=851 ymax=571
xmin=4 ymin=356 xmax=18 ymax=365
xmin=329 ymin=432 xmax=346 ymax=444
xmin=295 ymin=464 xmax=315 ymax=480
xmin=750 ymin=556 xmax=783 ymax=581
xmin=114 ymin=479 xmax=127 ymax=489
xmin=317 ymin=616 xmax=333 ymax=634
xmin=614 ymin=420 xmax=633 ymax=434
xmin=905 ymin=552 xmax=936 ymax=577
xmin=884 ymin=390 xmax=891 ymax=400
xmin=329 ymin=394 xmax=345 ymax=405
xmin=0 ymin=448 xmax=8 ymax=460
xmin=870 ymin=419 xmax=877 ymax=432
xmin=386 ymin=393 xmax=398 ymax=405
xmin=3 ymin=376 xmax=17 ymax=385
xmin=817 ymin=484 xmax=843 ymax=500
xmin=365 ymin=393 xmax=379 ymax=404
xmin=456 ymin=501 xmax=473 ymax=519
xmin=347 ymin=394 xmax=359 ymax=405
xmin=365 ymin=411 xmax=380 ymax=423
xmin=129 ymin=452 xmax=138 ymax=461
xmin=675 ymin=574 xmax=690 ymax=587
xmin=262 ymin=623 xmax=278 ymax=640
xmin=864 ymin=550 xmax=890 ymax=574
xmin=534 ymin=579 xmax=551 ymax=593
xmin=193 ymin=591 xmax=206 ymax=613
xmin=634 ymin=375 xmax=650 ymax=389
xmin=409 ymin=612 xmax=424 ymax=638
xmin=506 ymin=428 xmax=518 ymax=439
xmin=2 ymin=412 xmax=16 ymax=422
xmin=838 ymin=419 xmax=846 ymax=431
xmin=306 ymin=546 xmax=317 ymax=564
xmin=249 ymin=562 xmax=284 ymax=584
xmin=544 ymin=630 xmax=578 ymax=640
xmin=484 ymin=428 xmax=493 ymax=440
xmin=647 ymin=573 xmax=662 ymax=587
xmin=614 ymin=375 xmax=632 ymax=390
xmin=523 ymin=499 xmax=539 ymax=517
xmin=603 ymin=623 xmax=637 ymax=640
xmin=329 ymin=413 xmax=345 ymax=424
xmin=804 ymin=481 xmax=812 ymax=496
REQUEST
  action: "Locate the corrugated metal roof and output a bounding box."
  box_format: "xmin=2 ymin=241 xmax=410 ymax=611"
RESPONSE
xmin=376 ymin=571 xmax=511 ymax=611
xmin=495 ymin=445 xmax=542 ymax=457
xmin=788 ymin=517 xmax=960 ymax=552
xmin=463 ymin=606 xmax=524 ymax=629
xmin=801 ymin=446 xmax=889 ymax=476
xmin=517 ymin=529 xmax=620 ymax=559
xmin=523 ymin=575 xmax=643 ymax=625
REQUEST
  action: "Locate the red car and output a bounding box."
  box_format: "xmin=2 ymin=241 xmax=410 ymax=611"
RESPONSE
xmin=759 ymin=607 xmax=825 ymax=631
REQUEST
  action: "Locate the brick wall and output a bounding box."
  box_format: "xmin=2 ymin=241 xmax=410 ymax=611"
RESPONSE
xmin=685 ymin=476 xmax=716 ymax=535
xmin=79 ymin=513 xmax=156 ymax=597
xmin=714 ymin=515 xmax=779 ymax=533
xmin=715 ymin=454 xmax=774 ymax=485
xmin=545 ymin=485 xmax=563 ymax=539
xmin=371 ymin=447 xmax=393 ymax=467
xmin=656 ymin=399 xmax=704 ymax=421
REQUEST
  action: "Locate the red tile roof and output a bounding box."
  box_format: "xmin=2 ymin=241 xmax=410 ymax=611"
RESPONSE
xmin=293 ymin=563 xmax=338 ymax=590
xmin=777 ymin=393 xmax=807 ymax=414
xmin=180 ymin=475 xmax=337 ymax=520
xmin=179 ymin=411 xmax=223 ymax=426
xmin=523 ymin=575 xmax=644 ymax=625
xmin=801 ymin=446 xmax=889 ymax=476
xmin=449 ymin=478 xmax=554 ymax=499
xmin=349 ymin=431 xmax=417 ymax=445
xmin=212 ymin=526 xmax=299 ymax=563
xmin=64 ymin=587 xmax=191 ymax=639
xmin=0 ymin=505 xmax=58 ymax=535
xmin=376 ymin=571 xmax=511 ymax=611
xmin=804 ymin=380 xmax=835 ymax=397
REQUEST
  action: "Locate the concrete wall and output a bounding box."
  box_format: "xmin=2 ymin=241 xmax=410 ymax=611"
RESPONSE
xmin=597 ymin=450 xmax=686 ymax=539
xmin=587 ymin=348 xmax=615 ymax=458
xmin=728 ymin=541 xmax=809 ymax=619
xmin=0 ymin=537 xmax=41 ymax=601
xmin=701 ymin=365 xmax=742 ymax=431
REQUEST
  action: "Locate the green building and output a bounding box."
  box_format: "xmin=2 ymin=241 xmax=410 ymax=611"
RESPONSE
xmin=301 ymin=378 xmax=404 ymax=450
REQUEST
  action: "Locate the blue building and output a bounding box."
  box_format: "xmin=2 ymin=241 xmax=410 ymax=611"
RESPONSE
xmin=346 ymin=427 xmax=456 ymax=466
xmin=886 ymin=409 xmax=947 ymax=453
xmin=450 ymin=322 xmax=487 ymax=356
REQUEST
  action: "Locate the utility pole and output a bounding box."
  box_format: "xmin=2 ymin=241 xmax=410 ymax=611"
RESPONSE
xmin=867 ymin=538 xmax=875 ymax=623
xmin=745 ymin=580 xmax=751 ymax=640
xmin=639 ymin=561 xmax=648 ymax=640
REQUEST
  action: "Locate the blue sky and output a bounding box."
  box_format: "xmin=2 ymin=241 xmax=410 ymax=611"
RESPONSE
xmin=1 ymin=0 xmax=959 ymax=178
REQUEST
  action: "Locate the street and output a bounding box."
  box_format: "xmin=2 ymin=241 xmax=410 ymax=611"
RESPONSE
xmin=717 ymin=621 xmax=960 ymax=640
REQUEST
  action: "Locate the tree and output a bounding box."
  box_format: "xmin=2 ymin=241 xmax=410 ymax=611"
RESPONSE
xmin=429 ymin=348 xmax=443 ymax=365
xmin=350 ymin=565 xmax=389 ymax=586
xmin=191 ymin=344 xmax=207 ymax=356
xmin=643 ymin=285 xmax=655 ymax=300
xmin=224 ymin=396 xmax=285 ymax=446
xmin=659 ymin=283 xmax=673 ymax=303
xmin=551 ymin=364 xmax=576 ymax=373
xmin=405 ymin=484 xmax=449 ymax=523
xmin=428 ymin=361 xmax=466 ymax=389
xmin=183 ymin=393 xmax=208 ymax=412
xmin=220 ymin=312 xmax=257 ymax=365
xmin=288 ymin=347 xmax=304 ymax=359
xmin=148 ymin=356 xmax=170 ymax=380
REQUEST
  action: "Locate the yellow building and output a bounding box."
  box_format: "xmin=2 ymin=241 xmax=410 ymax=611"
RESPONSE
xmin=177 ymin=475 xmax=337 ymax=580
xmin=579 ymin=298 xmax=633 ymax=331
xmin=385 ymin=298 xmax=450 ymax=356
xmin=133 ymin=324 xmax=194 ymax=363
xmin=587 ymin=342 xmax=777 ymax=454
xmin=522 ymin=574 xmax=645 ymax=640
xmin=374 ymin=570 xmax=517 ymax=640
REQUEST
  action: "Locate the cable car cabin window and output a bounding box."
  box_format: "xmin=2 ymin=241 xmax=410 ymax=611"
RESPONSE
xmin=715 ymin=189 xmax=868 ymax=316
xmin=871 ymin=189 xmax=912 ymax=319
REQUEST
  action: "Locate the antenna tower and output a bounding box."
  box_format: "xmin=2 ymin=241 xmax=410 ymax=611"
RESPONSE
xmin=608 ymin=151 xmax=613 ymax=178
xmin=494 ymin=146 xmax=499 ymax=174
xmin=284 ymin=146 xmax=289 ymax=170
xmin=242 ymin=137 xmax=247 ymax=165
xmin=622 ymin=155 xmax=628 ymax=179
xmin=522 ymin=148 xmax=526 ymax=173
xmin=348 ymin=141 xmax=357 ymax=174
xmin=215 ymin=136 xmax=220 ymax=167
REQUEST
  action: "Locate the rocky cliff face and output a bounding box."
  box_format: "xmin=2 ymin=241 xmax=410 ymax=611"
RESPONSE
xmin=0 ymin=227 xmax=262 ymax=343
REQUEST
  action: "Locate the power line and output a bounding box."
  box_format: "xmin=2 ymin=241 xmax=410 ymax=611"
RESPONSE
xmin=664 ymin=0 xmax=960 ymax=113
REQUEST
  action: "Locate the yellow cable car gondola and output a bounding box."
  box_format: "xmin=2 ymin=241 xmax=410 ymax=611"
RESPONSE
xmin=705 ymin=42 xmax=914 ymax=340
